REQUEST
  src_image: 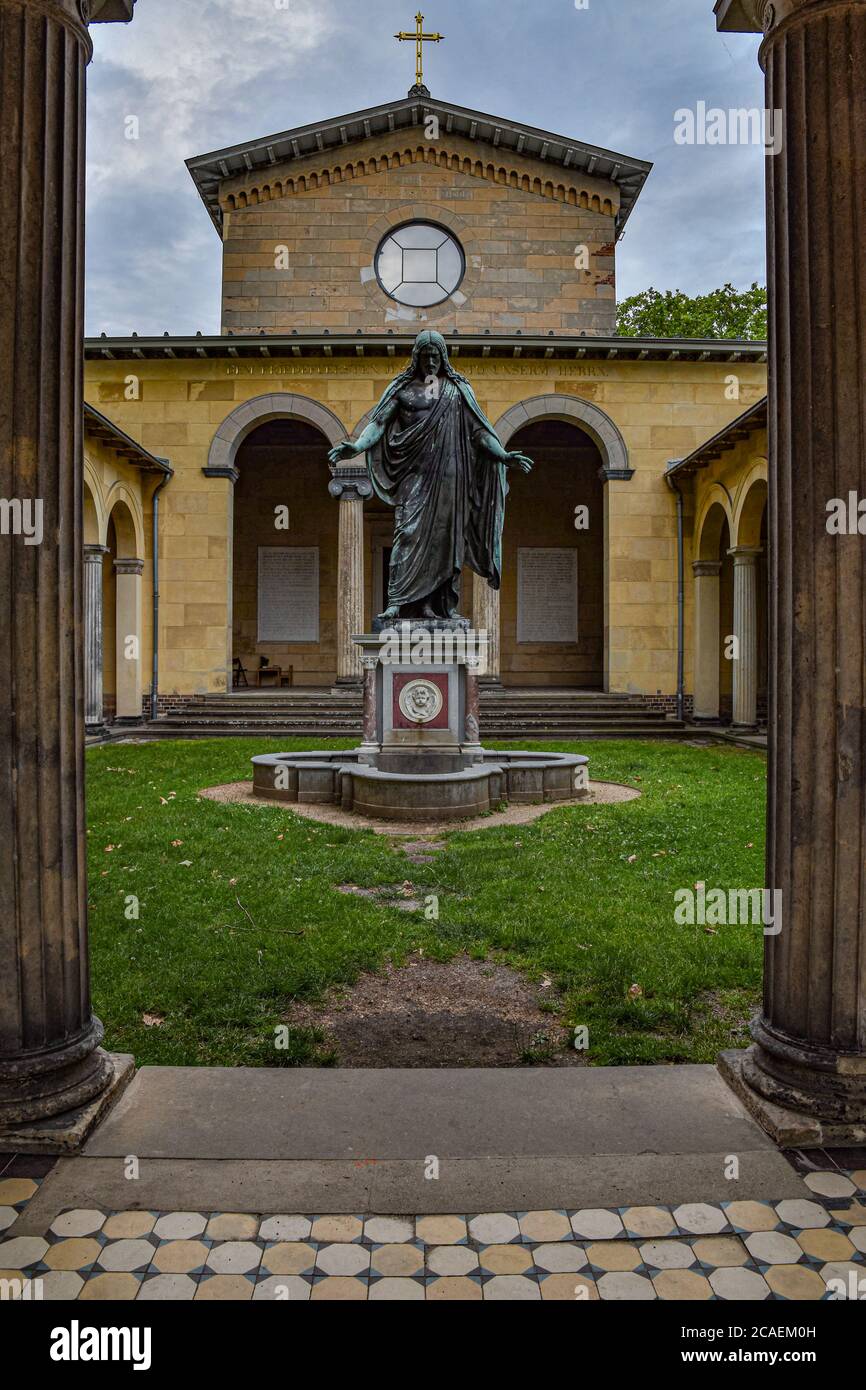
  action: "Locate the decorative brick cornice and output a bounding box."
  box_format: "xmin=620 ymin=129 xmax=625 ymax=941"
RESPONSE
xmin=221 ymin=142 xmax=618 ymax=222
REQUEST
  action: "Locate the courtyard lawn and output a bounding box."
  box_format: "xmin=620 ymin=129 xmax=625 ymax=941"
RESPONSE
xmin=86 ymin=737 xmax=766 ymax=1068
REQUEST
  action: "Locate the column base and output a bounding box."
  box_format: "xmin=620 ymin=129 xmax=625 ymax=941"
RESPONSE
xmin=331 ymin=678 xmax=363 ymax=694
xmin=0 ymin=1018 xmax=114 ymax=1126
xmin=719 ymin=1047 xmax=866 ymax=1149
xmin=0 ymin=1050 xmax=135 ymax=1154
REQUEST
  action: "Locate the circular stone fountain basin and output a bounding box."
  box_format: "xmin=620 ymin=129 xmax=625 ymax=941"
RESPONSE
xmin=251 ymin=748 xmax=589 ymax=822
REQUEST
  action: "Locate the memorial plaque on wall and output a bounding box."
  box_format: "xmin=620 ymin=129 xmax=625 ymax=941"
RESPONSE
xmin=517 ymin=548 xmax=578 ymax=643
xmin=257 ymin=547 xmax=319 ymax=642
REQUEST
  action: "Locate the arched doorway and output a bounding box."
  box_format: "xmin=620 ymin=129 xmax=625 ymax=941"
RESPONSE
xmin=499 ymin=419 xmax=604 ymax=687
xmin=731 ymin=471 xmax=769 ymax=728
xmin=232 ymin=419 xmax=339 ymax=687
xmin=693 ymin=494 xmax=734 ymax=722
xmin=104 ymin=495 xmax=145 ymax=722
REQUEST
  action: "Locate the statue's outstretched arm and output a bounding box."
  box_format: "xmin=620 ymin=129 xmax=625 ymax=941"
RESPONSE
xmin=478 ymin=429 xmax=533 ymax=475
xmin=328 ymin=397 xmax=398 ymax=464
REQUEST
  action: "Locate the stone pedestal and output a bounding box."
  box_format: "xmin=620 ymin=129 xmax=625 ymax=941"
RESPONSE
xmin=729 ymin=547 xmax=761 ymax=729
xmin=692 ymin=560 xmax=722 ymax=720
xmin=0 ymin=0 xmax=135 ymax=1142
xmin=716 ymin=0 xmax=866 ymax=1142
xmin=353 ymin=626 xmax=485 ymax=766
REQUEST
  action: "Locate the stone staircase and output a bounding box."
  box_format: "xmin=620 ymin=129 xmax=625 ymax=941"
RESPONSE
xmin=147 ymin=688 xmax=685 ymax=740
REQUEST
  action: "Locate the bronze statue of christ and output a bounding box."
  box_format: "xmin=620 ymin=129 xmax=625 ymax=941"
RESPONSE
xmin=328 ymin=330 xmax=532 ymax=625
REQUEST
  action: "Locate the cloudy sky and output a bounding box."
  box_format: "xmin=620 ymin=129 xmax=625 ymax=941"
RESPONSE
xmin=86 ymin=0 xmax=767 ymax=336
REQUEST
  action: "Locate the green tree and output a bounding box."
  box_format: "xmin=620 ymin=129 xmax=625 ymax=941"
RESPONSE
xmin=616 ymin=283 xmax=767 ymax=340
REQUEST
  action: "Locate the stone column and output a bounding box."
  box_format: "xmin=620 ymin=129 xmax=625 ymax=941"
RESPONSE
xmin=0 ymin=0 xmax=135 ymax=1135
xmin=729 ymin=547 xmax=761 ymax=729
xmin=716 ymin=0 xmax=866 ymax=1141
xmin=472 ymin=577 xmax=501 ymax=684
xmin=114 ymin=557 xmax=144 ymax=721
xmin=692 ymin=560 xmax=722 ymax=721
xmin=84 ymin=546 xmax=108 ymax=730
xmin=328 ymin=467 xmax=371 ymax=685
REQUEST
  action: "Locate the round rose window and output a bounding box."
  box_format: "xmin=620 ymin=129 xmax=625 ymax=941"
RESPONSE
xmin=375 ymin=222 xmax=465 ymax=307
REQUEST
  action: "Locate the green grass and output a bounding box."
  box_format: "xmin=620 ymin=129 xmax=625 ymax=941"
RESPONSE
xmin=87 ymin=736 xmax=766 ymax=1068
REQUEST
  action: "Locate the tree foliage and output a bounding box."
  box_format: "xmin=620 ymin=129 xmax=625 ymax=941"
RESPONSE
xmin=616 ymin=283 xmax=767 ymax=340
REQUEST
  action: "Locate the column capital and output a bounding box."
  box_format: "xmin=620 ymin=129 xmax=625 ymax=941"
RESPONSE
xmin=202 ymin=464 xmax=239 ymax=484
xmin=715 ymin=0 xmax=862 ymax=36
xmin=83 ymin=543 xmax=109 ymax=561
xmin=727 ymin=545 xmax=763 ymax=563
xmin=598 ymin=465 xmax=635 ymax=484
xmin=0 ymin=0 xmax=135 ymax=55
xmin=693 ymin=559 xmax=723 ymax=577
xmin=114 ymin=556 xmax=144 ymax=576
xmin=328 ymin=465 xmax=373 ymax=502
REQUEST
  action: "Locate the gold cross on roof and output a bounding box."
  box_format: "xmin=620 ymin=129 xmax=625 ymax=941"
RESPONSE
xmin=395 ymin=11 xmax=444 ymax=93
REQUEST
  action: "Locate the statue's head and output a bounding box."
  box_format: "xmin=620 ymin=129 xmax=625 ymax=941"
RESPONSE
xmin=412 ymin=330 xmax=448 ymax=380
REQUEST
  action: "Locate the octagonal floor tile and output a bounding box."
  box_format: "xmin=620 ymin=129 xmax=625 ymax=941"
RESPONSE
xmin=96 ymin=1239 xmax=156 ymax=1273
xmin=369 ymin=1277 xmax=425 ymax=1301
xmin=79 ymin=1273 xmax=141 ymax=1301
xmin=426 ymin=1245 xmax=478 ymax=1276
xmin=261 ymin=1242 xmax=316 ymax=1276
xmin=570 ymin=1209 xmax=624 ymax=1240
xmin=316 ymin=1243 xmax=370 ymax=1277
xmin=468 ymin=1213 xmax=520 ymax=1244
xmin=195 ymin=1275 xmax=254 ymax=1300
xmin=50 ymin=1210 xmax=106 ymax=1238
xmin=425 ymin=1276 xmax=482 ymax=1300
xmin=205 ymin=1241 xmax=262 ymax=1276
xmin=482 ymin=1275 xmax=540 ymax=1301
xmin=44 ymin=1238 xmax=101 ymax=1272
xmin=150 ymin=1240 xmax=209 ymax=1275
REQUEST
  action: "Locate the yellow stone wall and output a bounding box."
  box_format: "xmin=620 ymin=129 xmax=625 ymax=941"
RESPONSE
xmin=84 ymin=354 xmax=767 ymax=699
xmin=219 ymin=133 xmax=618 ymax=336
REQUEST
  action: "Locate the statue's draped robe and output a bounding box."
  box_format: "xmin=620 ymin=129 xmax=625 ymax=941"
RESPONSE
xmin=366 ymin=374 xmax=508 ymax=618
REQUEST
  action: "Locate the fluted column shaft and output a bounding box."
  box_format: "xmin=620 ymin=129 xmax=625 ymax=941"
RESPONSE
xmin=83 ymin=545 xmax=108 ymax=728
xmin=329 ymin=469 xmax=370 ymax=684
xmin=729 ymin=547 xmax=760 ymax=728
xmin=692 ymin=560 xmax=722 ymax=720
xmin=718 ymin=0 xmax=866 ymax=1129
xmin=0 ymin=0 xmax=118 ymax=1125
xmin=472 ymin=577 xmax=501 ymax=683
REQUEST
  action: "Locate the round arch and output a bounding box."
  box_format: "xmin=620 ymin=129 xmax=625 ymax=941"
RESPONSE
xmin=105 ymin=485 xmax=145 ymax=558
xmin=494 ymin=394 xmax=631 ymax=478
xmin=83 ymin=456 xmax=107 ymax=545
xmin=732 ymin=459 xmax=769 ymax=547
xmin=695 ymin=485 xmax=735 ymax=560
xmin=206 ymin=393 xmax=349 ymax=476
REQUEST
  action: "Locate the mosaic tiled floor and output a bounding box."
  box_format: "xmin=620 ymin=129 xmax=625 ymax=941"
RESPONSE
xmin=1 ymin=1167 xmax=864 ymax=1300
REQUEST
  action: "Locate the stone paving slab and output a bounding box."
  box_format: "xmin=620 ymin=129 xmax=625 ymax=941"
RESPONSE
xmin=84 ymin=1064 xmax=787 ymax=1163
xmin=12 ymin=1151 xmax=806 ymax=1235
xmin=1 ymin=1168 xmax=863 ymax=1302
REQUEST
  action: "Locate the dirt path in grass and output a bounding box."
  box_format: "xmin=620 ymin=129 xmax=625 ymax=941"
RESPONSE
xmin=281 ymin=952 xmax=585 ymax=1068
